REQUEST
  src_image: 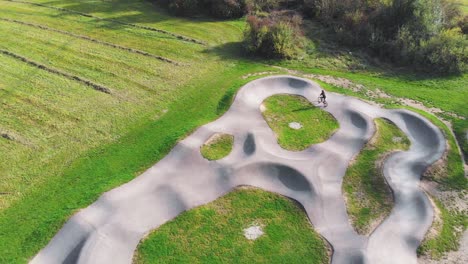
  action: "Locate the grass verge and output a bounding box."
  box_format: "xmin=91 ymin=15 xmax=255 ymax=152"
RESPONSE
xmin=134 ymin=188 xmax=329 ymax=264
xmin=200 ymin=133 xmax=234 ymax=160
xmin=343 ymin=118 xmax=410 ymax=234
xmin=261 ymin=94 xmax=339 ymax=151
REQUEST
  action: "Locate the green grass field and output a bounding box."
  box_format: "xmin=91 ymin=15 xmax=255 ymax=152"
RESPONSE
xmin=135 ymin=188 xmax=329 ymax=264
xmin=343 ymin=118 xmax=410 ymax=234
xmin=261 ymin=94 xmax=339 ymax=151
xmin=200 ymin=133 xmax=234 ymax=160
xmin=0 ymin=0 xmax=466 ymax=262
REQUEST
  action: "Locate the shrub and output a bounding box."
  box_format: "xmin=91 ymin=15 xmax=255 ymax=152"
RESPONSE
xmin=158 ymin=0 xmax=250 ymax=18
xmin=165 ymin=0 xmax=200 ymax=16
xmin=245 ymin=0 xmax=281 ymax=13
xmin=157 ymin=0 xmax=283 ymax=18
xmin=419 ymin=28 xmax=467 ymax=74
xmin=244 ymin=13 xmax=305 ymax=58
xmin=458 ymin=15 xmax=468 ymax=34
xmin=209 ymin=0 xmax=247 ymax=18
xmin=301 ymin=0 xmax=467 ymax=74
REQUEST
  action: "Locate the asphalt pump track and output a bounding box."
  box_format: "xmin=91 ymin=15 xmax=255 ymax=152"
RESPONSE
xmin=31 ymin=76 xmax=445 ymax=264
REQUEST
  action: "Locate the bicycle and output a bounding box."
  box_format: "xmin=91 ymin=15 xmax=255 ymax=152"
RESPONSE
xmin=317 ymin=96 xmax=328 ymax=107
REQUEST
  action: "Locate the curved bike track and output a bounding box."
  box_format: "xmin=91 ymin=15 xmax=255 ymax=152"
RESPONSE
xmin=30 ymin=76 xmax=445 ymax=264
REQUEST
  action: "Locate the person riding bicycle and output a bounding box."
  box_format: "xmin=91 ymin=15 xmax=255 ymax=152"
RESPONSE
xmin=319 ymin=90 xmax=326 ymax=102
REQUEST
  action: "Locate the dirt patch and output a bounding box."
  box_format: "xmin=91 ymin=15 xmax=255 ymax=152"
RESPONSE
xmin=1 ymin=132 xmax=14 ymax=141
xmin=242 ymin=71 xmax=279 ymax=79
xmin=398 ymin=98 xmax=464 ymax=121
xmin=421 ymin=189 xmax=444 ymax=240
xmin=289 ymin=122 xmax=302 ymax=130
xmin=243 ymin=224 xmax=264 ymax=240
xmin=303 ymin=73 xmax=364 ymax=92
xmin=422 ymin=180 xmax=468 ymax=213
xmin=204 ymin=133 xmax=226 ymax=146
xmin=424 ymin=143 xmax=450 ymax=183
xmin=0 ymin=128 xmax=34 ymax=147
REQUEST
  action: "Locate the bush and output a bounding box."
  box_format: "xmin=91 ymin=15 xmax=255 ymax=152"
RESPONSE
xmin=458 ymin=15 xmax=468 ymax=34
xmin=165 ymin=0 xmax=200 ymax=16
xmin=244 ymin=13 xmax=305 ymax=58
xmin=209 ymin=0 xmax=246 ymax=18
xmin=158 ymin=0 xmax=249 ymax=18
xmin=156 ymin=0 xmax=283 ymax=18
xmin=301 ymin=0 xmax=467 ymax=74
xmin=245 ymin=0 xmax=281 ymax=13
xmin=419 ymin=28 xmax=467 ymax=74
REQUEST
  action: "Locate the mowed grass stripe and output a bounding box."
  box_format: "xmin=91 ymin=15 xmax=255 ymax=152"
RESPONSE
xmin=0 ymin=52 xmax=117 ymax=205
xmin=0 ymin=21 xmax=187 ymax=100
xmin=0 ymin=80 xmax=84 ymax=132
xmin=25 ymin=0 xmax=246 ymax=45
xmin=0 ymin=18 xmax=180 ymax=65
xmin=4 ymin=0 xmax=206 ymax=45
xmin=0 ymin=2 xmax=201 ymax=61
xmin=0 ymin=49 xmax=111 ymax=94
xmin=0 ymin=62 xmax=274 ymax=262
xmin=0 ymin=50 xmax=176 ymax=210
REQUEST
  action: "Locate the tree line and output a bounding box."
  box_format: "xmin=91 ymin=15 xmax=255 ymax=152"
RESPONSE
xmin=155 ymin=0 xmax=467 ymax=74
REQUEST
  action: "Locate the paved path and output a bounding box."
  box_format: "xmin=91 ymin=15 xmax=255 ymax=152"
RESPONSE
xmin=30 ymin=76 xmax=445 ymax=264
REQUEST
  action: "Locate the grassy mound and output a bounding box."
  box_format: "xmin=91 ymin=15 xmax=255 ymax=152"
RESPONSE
xmin=200 ymin=133 xmax=234 ymax=160
xmin=343 ymin=118 xmax=410 ymax=234
xmin=261 ymin=94 xmax=338 ymax=151
xmin=135 ymin=188 xmax=329 ymax=264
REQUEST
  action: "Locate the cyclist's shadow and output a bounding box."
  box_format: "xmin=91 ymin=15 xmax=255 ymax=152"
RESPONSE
xmin=292 ymin=102 xmax=328 ymax=111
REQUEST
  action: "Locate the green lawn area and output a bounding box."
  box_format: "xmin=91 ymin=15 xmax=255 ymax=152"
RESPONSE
xmin=261 ymin=94 xmax=339 ymax=151
xmin=343 ymin=118 xmax=410 ymax=234
xmin=0 ymin=0 xmax=466 ymax=262
xmin=200 ymin=133 xmax=234 ymax=160
xmin=135 ymin=188 xmax=329 ymax=264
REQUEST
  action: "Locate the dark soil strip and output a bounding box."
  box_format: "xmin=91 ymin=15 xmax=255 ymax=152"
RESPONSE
xmin=6 ymin=0 xmax=206 ymax=45
xmin=0 ymin=49 xmax=112 ymax=94
xmin=1 ymin=133 xmax=14 ymax=141
xmin=0 ymin=18 xmax=180 ymax=65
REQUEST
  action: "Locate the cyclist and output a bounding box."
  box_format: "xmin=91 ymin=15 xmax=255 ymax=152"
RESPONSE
xmin=319 ymin=90 xmax=326 ymax=103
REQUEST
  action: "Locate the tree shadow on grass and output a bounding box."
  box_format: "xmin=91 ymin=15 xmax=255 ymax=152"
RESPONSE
xmin=39 ymin=0 xmax=231 ymax=29
xmin=203 ymin=41 xmax=279 ymax=65
xmin=292 ymin=106 xmax=315 ymax=112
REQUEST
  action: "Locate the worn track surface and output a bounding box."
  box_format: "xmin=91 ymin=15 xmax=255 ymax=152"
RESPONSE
xmin=30 ymin=76 xmax=445 ymax=264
